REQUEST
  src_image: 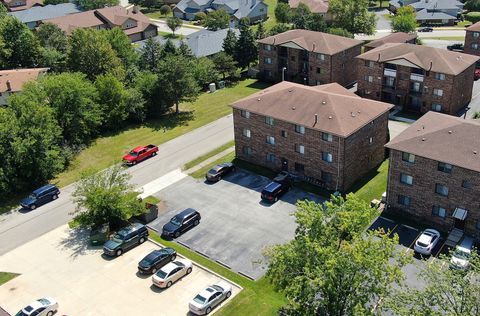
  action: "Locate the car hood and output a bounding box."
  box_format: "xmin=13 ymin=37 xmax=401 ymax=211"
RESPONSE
xmin=20 ymin=196 xmax=36 ymax=205
xmin=103 ymin=239 xmax=121 ymax=250
xmin=162 ymin=222 xmax=179 ymax=233
xmin=123 ymin=154 xmax=136 ymax=161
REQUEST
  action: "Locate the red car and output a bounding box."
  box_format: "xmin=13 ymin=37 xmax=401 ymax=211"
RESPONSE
xmin=475 ymin=68 xmax=480 ymax=80
xmin=123 ymin=144 xmax=158 ymax=165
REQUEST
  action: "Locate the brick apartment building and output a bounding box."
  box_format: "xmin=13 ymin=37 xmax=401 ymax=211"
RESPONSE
xmin=257 ymin=30 xmax=363 ymax=87
xmin=231 ymin=81 xmax=392 ymax=192
xmin=385 ymin=112 xmax=480 ymax=237
xmin=363 ymin=32 xmax=417 ymax=52
xmin=356 ymin=43 xmax=479 ymax=115
xmin=464 ymin=22 xmax=480 ymax=56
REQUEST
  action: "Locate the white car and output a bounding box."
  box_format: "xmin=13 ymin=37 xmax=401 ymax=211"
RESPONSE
xmin=414 ymin=229 xmax=441 ymax=255
xmin=189 ymin=281 xmax=233 ymax=315
xmin=152 ymin=258 xmax=192 ymax=288
xmin=16 ymin=297 xmax=58 ymax=316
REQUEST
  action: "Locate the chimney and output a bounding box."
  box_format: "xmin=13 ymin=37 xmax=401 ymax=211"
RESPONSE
xmin=132 ymin=5 xmax=138 ymax=14
xmin=314 ymin=114 xmax=318 ymax=126
xmin=6 ymin=80 xmax=11 ymax=91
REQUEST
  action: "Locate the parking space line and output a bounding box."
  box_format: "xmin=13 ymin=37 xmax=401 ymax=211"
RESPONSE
xmin=379 ymin=216 xmax=394 ymax=223
xmin=405 ymin=230 xmax=422 ymax=254
xmin=401 ymin=224 xmax=417 ymax=231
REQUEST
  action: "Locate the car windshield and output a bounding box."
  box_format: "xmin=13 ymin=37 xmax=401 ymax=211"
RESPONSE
xmin=113 ymin=230 xmax=128 ymax=241
xmin=29 ymin=194 xmax=37 ymax=199
xmin=37 ymin=298 xmax=50 ymax=305
xmin=208 ymin=168 xmax=218 ymax=174
xmin=453 ymin=249 xmax=470 ymax=260
xmin=15 ymin=311 xmax=29 ymax=316
xmin=155 ymin=270 xmax=167 ymax=279
xmin=128 ymin=151 xmax=138 ymax=156
xmin=193 ymin=294 xmax=207 ymax=304
xmin=170 ymin=216 xmax=182 ymax=226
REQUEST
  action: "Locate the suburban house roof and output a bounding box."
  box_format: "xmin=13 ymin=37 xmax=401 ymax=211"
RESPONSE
xmin=356 ymin=43 xmax=480 ymax=75
xmin=386 ymin=111 xmax=480 ymax=172
xmin=0 ymin=68 xmax=49 ymax=93
xmin=175 ymin=0 xmax=265 ymax=20
xmin=3 ymin=0 xmax=43 ymax=12
xmin=389 ymin=0 xmax=463 ymax=21
xmin=43 ymin=5 xmax=154 ymax=35
xmin=258 ymin=30 xmax=363 ymax=55
xmin=231 ymin=81 xmax=392 ymax=137
xmin=288 ymin=0 xmax=329 ymax=14
xmin=410 ymin=0 xmax=463 ymax=11
xmin=415 ymin=8 xmax=456 ymax=21
xmin=10 ymin=3 xmax=81 ymax=24
xmin=467 ymin=21 xmax=480 ymax=32
xmin=365 ymin=32 xmax=417 ymax=50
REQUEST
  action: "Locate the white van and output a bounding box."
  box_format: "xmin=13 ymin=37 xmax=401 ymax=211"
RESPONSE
xmin=450 ymin=236 xmax=475 ymax=270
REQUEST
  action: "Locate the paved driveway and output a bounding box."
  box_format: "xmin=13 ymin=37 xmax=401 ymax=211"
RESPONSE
xmin=150 ymin=170 xmax=325 ymax=280
xmin=0 ymin=225 xmax=240 ymax=316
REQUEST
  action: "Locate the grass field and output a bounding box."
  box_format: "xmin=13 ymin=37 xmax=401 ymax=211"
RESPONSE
xmin=351 ymin=160 xmax=389 ymax=203
xmin=0 ymin=272 xmax=19 ymax=286
xmin=184 ymin=141 xmax=235 ymax=170
xmin=422 ymin=36 xmax=465 ymax=41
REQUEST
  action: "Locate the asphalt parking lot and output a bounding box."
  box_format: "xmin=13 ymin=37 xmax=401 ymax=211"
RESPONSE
xmin=0 ymin=225 xmax=240 ymax=316
xmin=150 ymin=169 xmax=325 ymax=280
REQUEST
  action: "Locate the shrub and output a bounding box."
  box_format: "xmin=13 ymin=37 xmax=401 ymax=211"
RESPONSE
xmin=159 ymin=4 xmax=171 ymax=16
xmin=194 ymin=12 xmax=207 ymax=21
xmin=465 ymin=11 xmax=480 ymax=23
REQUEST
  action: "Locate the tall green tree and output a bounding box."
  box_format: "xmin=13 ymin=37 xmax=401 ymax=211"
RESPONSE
xmin=269 ymin=23 xmax=291 ymax=36
xmin=275 ymin=2 xmax=291 ymax=24
xmin=166 ymin=16 xmax=182 ymax=37
xmin=391 ymin=6 xmax=418 ymax=33
xmin=0 ymin=107 xmax=19 ymax=194
xmin=204 ymin=9 xmax=230 ymax=30
xmin=161 ymin=38 xmax=178 ymax=57
xmin=139 ymin=38 xmax=162 ymax=71
xmin=212 ymin=51 xmax=237 ymax=80
xmin=160 ymin=4 xmax=172 ymax=16
xmin=255 ymin=21 xmax=267 ymax=39
xmin=0 ymin=16 xmax=40 ymax=69
xmin=36 ymin=23 xmax=68 ymax=53
xmin=179 ymin=41 xmax=193 ymax=57
xmin=291 ymin=3 xmax=311 ymax=29
xmin=329 ymin=0 xmax=377 ymax=35
xmin=222 ymin=29 xmax=237 ymax=57
xmin=0 ymin=2 xmax=7 ymax=17
xmin=465 ymin=0 xmax=480 ymax=11
xmin=193 ymin=57 xmax=219 ymax=87
xmin=328 ymin=27 xmax=354 ymax=38
xmin=134 ymin=71 xmax=162 ymax=115
xmin=308 ymin=13 xmax=327 ymax=32
xmin=77 ymin=0 xmax=119 ymax=10
xmin=102 ymin=27 xmax=139 ymax=70
xmin=267 ymin=194 xmax=408 ymax=315
xmin=234 ymin=24 xmax=257 ymax=70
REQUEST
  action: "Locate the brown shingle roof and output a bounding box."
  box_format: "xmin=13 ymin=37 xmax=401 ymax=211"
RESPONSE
xmin=4 ymin=0 xmax=42 ymax=12
xmin=0 ymin=68 xmax=48 ymax=93
xmin=288 ymin=0 xmax=329 ymax=13
xmin=257 ymin=29 xmax=363 ymax=55
xmin=231 ymin=81 xmax=392 ymax=137
xmin=356 ymin=43 xmax=480 ymax=75
xmin=386 ymin=112 xmax=480 ymax=172
xmin=364 ymin=32 xmax=417 ymax=49
xmin=467 ymin=21 xmax=480 ymax=32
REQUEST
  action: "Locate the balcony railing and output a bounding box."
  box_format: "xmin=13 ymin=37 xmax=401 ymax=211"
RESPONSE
xmin=384 ymin=69 xmax=397 ymax=77
xmin=410 ymin=73 xmax=424 ymax=82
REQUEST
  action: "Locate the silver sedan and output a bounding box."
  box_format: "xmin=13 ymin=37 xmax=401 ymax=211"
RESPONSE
xmin=189 ymin=281 xmax=232 ymax=315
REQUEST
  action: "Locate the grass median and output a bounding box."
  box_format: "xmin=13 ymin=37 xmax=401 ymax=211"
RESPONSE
xmin=0 ymin=272 xmax=19 ymax=286
xmin=184 ymin=140 xmax=235 ymax=171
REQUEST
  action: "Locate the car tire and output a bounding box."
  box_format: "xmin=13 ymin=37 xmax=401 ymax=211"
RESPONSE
xmin=52 ymin=194 xmax=58 ymax=200
xmin=166 ymin=281 xmax=172 ymax=288
xmin=186 ymin=267 xmax=192 ymax=274
xmin=206 ymin=307 xmax=212 ymax=314
xmin=139 ymin=237 xmax=145 ymax=244
xmin=151 ymin=152 xmax=156 ymax=157
xmin=226 ymin=291 xmax=231 ymax=298
xmin=274 ymin=196 xmax=278 ymax=202
xmin=132 ymin=160 xmax=137 ymax=165
xmin=116 ymin=249 xmax=123 ymax=256
xmin=30 ymin=204 xmax=36 ymax=210
xmin=174 ymin=231 xmax=180 ymax=238
xmin=171 ymin=255 xmax=176 ymax=261
xmin=218 ymin=175 xmax=222 ymax=180
xmin=47 ymin=311 xmax=54 ymax=316
xmin=194 ymin=219 xmax=199 ymax=226
xmin=152 ymin=268 xmax=157 ymax=274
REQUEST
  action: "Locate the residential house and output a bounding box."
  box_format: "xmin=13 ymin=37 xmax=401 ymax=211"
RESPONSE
xmin=364 ymin=32 xmax=417 ymax=52
xmin=288 ymin=0 xmax=332 ymax=22
xmin=43 ymin=6 xmax=158 ymax=42
xmin=258 ymin=29 xmax=363 ymax=86
xmin=356 ymin=43 xmax=479 ymax=115
xmin=0 ymin=68 xmax=49 ymax=105
xmin=231 ymin=81 xmax=392 ymax=192
xmin=1 ymin=0 xmax=42 ymax=12
xmin=173 ymin=0 xmax=267 ymax=24
xmin=10 ymin=3 xmax=81 ymax=29
xmin=464 ymin=22 xmax=480 ymax=57
xmin=385 ymin=111 xmax=480 ymax=238
xmin=389 ymin=0 xmax=463 ymax=26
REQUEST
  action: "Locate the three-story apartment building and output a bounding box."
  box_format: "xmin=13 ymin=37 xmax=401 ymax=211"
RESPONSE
xmin=464 ymin=22 xmax=480 ymax=56
xmin=356 ymin=43 xmax=479 ymax=115
xmin=385 ymin=112 xmax=480 ymax=237
xmin=258 ymin=30 xmax=363 ymax=87
xmin=231 ymin=81 xmax=392 ymax=192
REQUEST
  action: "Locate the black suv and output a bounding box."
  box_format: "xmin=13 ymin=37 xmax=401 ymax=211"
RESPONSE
xmin=138 ymin=247 xmax=177 ymax=274
xmin=103 ymin=223 xmax=149 ymax=257
xmin=261 ymin=181 xmax=290 ymax=203
xmin=20 ymin=184 xmax=60 ymax=210
xmin=162 ymin=208 xmax=201 ymax=238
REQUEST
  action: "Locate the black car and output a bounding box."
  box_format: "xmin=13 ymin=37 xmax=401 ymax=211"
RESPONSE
xmin=205 ymin=162 xmax=235 ymax=182
xmin=261 ymin=181 xmax=290 ymax=203
xmin=162 ymin=208 xmax=201 ymax=238
xmin=138 ymin=248 xmax=177 ymax=274
xmin=447 ymin=43 xmax=464 ymax=52
xmin=20 ymin=184 xmax=60 ymax=210
xmin=273 ymin=171 xmax=295 ymax=185
xmin=103 ymin=223 xmax=149 ymax=257
xmin=418 ymin=27 xmax=433 ymax=32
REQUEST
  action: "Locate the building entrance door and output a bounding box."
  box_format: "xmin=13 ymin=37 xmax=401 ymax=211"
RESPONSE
xmin=454 ymin=218 xmax=466 ymax=230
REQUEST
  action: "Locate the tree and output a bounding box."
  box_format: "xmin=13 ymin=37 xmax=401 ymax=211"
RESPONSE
xmin=222 ymin=29 xmax=237 ymax=57
xmin=0 ymin=16 xmax=40 ymax=69
xmin=275 ymin=3 xmax=291 ymax=24
xmin=269 ymin=23 xmax=291 ymax=36
xmin=239 ymin=17 xmax=250 ymax=27
xmin=328 ymin=27 xmax=354 ymax=38
xmin=291 ymin=3 xmax=311 ymax=29
xmin=465 ymin=0 xmax=480 ymax=12
xmin=161 ymin=38 xmax=179 ymax=57
xmin=194 ymin=12 xmax=207 ymax=22
xmin=139 ymin=38 xmax=162 ymax=71
xmin=156 ymin=54 xmax=200 ymax=114
xmin=193 ymin=57 xmax=219 ymax=87
xmin=255 ymin=21 xmax=266 ymax=39
xmin=0 ymin=2 xmax=7 ymax=17
xmin=95 ymin=74 xmax=130 ymax=130
xmin=204 ymin=9 xmax=230 ymax=31
xmin=43 ymin=0 xmax=68 ymax=4
xmin=143 ymin=0 xmax=161 ymax=8
xmin=102 ymin=27 xmax=139 ymax=70
xmin=234 ymin=24 xmax=257 ymax=70
xmin=77 ymin=0 xmax=119 ymax=10
xmin=329 ymin=0 xmax=377 ymax=35
xmin=134 ymin=71 xmax=163 ymax=115
xmin=307 ymin=13 xmax=327 ymax=32
xmin=36 ymin=23 xmax=68 ymax=53
xmin=160 ymin=4 xmax=171 ymax=16
xmin=0 ymin=107 xmax=20 ymax=194
xmin=267 ymin=194 xmax=408 ymax=315
xmin=166 ymin=16 xmax=182 ymax=37
xmin=212 ymin=52 xmax=237 ymax=80
xmin=67 ymin=28 xmax=125 ymax=80
xmin=391 ymin=6 xmax=418 ymax=33
xmin=72 ymin=165 xmax=145 ymax=229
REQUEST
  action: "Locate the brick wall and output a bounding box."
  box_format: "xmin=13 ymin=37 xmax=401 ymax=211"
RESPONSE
xmin=386 ymin=149 xmax=480 ymax=236
xmin=464 ymin=30 xmax=480 ymax=56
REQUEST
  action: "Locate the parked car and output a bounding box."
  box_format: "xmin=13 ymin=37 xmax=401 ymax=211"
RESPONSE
xmin=15 ymin=297 xmax=58 ymax=316
xmin=189 ymin=281 xmax=232 ymax=315
xmin=261 ymin=181 xmax=290 ymax=203
xmin=450 ymin=236 xmax=475 ymax=270
xmin=414 ymin=229 xmax=441 ymax=255
xmin=273 ymin=171 xmax=295 ymax=184
xmin=89 ymin=224 xmax=109 ymax=246
xmin=205 ymin=162 xmax=235 ymax=182
xmin=162 ymin=208 xmax=201 ymax=238
xmin=138 ymin=248 xmax=177 ymax=274
xmin=151 ymin=258 xmax=193 ymax=288
xmin=418 ymin=27 xmax=433 ymax=32
xmin=20 ymin=185 xmax=60 ymax=210
xmin=103 ymin=223 xmax=148 ymax=256
xmin=447 ymin=43 xmax=464 ymax=52
xmin=122 ymin=144 xmax=158 ymax=166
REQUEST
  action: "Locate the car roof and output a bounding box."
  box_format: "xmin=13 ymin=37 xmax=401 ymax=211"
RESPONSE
xmin=132 ymin=146 xmax=145 ymax=152
xmin=458 ymin=236 xmax=475 ymax=250
xmin=177 ymin=208 xmax=197 ymax=217
xmin=33 ymin=184 xmax=56 ymax=195
xmin=119 ymin=222 xmax=144 ymax=234
xmin=159 ymin=260 xmax=184 ymax=274
xmin=198 ymin=286 xmax=218 ymax=299
xmin=263 ymin=181 xmax=281 ymax=192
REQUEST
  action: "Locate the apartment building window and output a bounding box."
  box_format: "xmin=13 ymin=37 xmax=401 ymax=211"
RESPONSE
xmin=322 ymin=152 xmax=333 ymax=163
xmin=432 ymin=104 xmax=442 ymax=112
xmin=317 ymin=67 xmax=321 ymax=74
xmin=365 ymin=60 xmax=374 ymax=68
xmin=438 ymin=162 xmax=452 ymax=173
xmin=402 ymin=152 xmax=415 ymax=163
xmin=295 ymin=144 xmax=305 ymax=154
xmin=266 ymin=153 xmax=275 ymax=163
xmin=264 ymin=44 xmax=273 ymax=51
xmin=368 ymin=137 xmax=373 ymax=144
xmin=295 ymin=124 xmax=305 ymax=134
xmin=432 ymin=206 xmax=446 ymax=218
xmin=242 ymin=128 xmax=251 ymax=138
xmin=474 ymin=32 xmax=480 ymax=38
xmin=384 ymin=76 xmax=395 ymax=87
xmin=434 ymin=73 xmax=445 ymax=80
xmin=317 ymin=53 xmax=325 ymax=61
xmin=398 ymin=195 xmax=411 ymax=207
xmin=321 ymin=171 xmax=332 ymax=182
xmin=291 ymin=56 xmax=296 ymax=62
xmin=281 ymin=130 xmax=288 ymax=138
xmin=266 ymin=136 xmax=275 ymax=145
xmin=264 ymin=57 xmax=272 ymax=64
xmin=433 ymin=88 xmax=443 ymax=97
xmin=410 ymin=81 xmax=421 ymax=92
xmin=265 ymin=116 xmax=274 ymax=126
xmin=400 ymin=173 xmax=413 ymax=185
xmin=435 ymin=184 xmax=449 ymax=197
xmin=462 ymin=180 xmax=473 ymax=189
xmin=472 ymin=43 xmax=479 ymax=50
xmin=240 ymin=110 xmax=250 ymax=118
xmin=322 ymin=132 xmax=333 ymax=142
xmin=294 ymin=163 xmax=305 ymax=172
xmin=365 ymin=75 xmax=373 ymax=83
xmin=242 ymin=146 xmax=252 ymax=156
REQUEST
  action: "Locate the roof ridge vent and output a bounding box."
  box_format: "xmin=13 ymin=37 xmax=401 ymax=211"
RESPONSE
xmin=473 ymin=150 xmax=477 ymax=154
xmin=422 ymin=137 xmax=426 ymax=141
xmin=328 ymin=115 xmax=332 ymax=119
xmin=292 ymin=106 xmax=296 ymax=110
xmin=322 ymin=100 xmax=326 ymax=104
xmin=448 ymin=130 xmax=452 ymax=134
xmin=257 ymin=98 xmax=261 ymax=101
xmin=351 ymin=112 xmax=356 ymax=117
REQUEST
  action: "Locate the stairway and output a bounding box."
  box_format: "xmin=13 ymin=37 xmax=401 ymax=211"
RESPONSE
xmin=445 ymin=228 xmax=464 ymax=247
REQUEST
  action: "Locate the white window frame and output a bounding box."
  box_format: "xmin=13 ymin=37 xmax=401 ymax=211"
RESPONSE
xmin=432 ymin=206 xmax=446 ymax=218
xmin=400 ymin=173 xmax=413 ymax=185
xmin=432 ymin=103 xmax=442 ymax=112
xmin=402 ymin=152 xmax=415 ymax=163
xmin=322 ymin=132 xmax=333 ymax=142
xmin=433 ymin=88 xmax=443 ymax=97
xmin=242 ymin=128 xmax=251 ymax=138
xmin=295 ymin=124 xmax=305 ymax=134
xmin=265 ymin=116 xmax=274 ymax=126
xmin=295 ymin=144 xmax=305 ymax=155
xmin=434 ymin=73 xmax=445 ymax=80
xmin=322 ymin=152 xmax=333 ymax=163
xmin=266 ymin=136 xmax=275 ymax=145
xmin=240 ymin=110 xmax=250 ymax=118
xmin=264 ymin=57 xmax=272 ymax=65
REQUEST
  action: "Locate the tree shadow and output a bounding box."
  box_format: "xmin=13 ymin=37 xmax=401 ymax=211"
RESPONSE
xmin=144 ymin=110 xmax=195 ymax=132
xmin=246 ymin=80 xmax=272 ymax=90
xmin=57 ymin=226 xmax=99 ymax=259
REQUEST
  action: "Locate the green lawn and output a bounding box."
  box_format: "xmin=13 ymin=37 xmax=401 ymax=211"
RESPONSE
xmin=263 ymin=0 xmax=278 ymax=31
xmin=350 ymin=160 xmax=389 ymax=203
xmin=190 ymin=151 xmax=236 ymax=178
xmin=52 ymin=79 xmax=270 ymax=188
xmin=184 ymin=140 xmax=234 ymax=170
xmin=0 ymin=272 xmax=19 ymax=285
xmin=370 ymin=0 xmax=390 ymax=8
xmin=457 ymin=21 xmax=472 ymax=28
xmin=421 ymin=36 xmax=465 ymax=41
